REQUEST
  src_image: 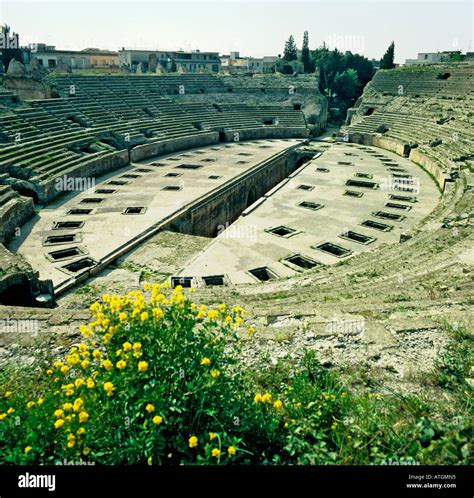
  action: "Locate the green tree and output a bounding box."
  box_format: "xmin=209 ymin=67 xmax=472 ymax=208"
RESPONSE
xmin=301 ymin=31 xmax=313 ymax=73
xmin=447 ymin=51 xmax=462 ymax=62
xmin=380 ymin=41 xmax=395 ymax=69
xmin=312 ymin=44 xmax=344 ymax=96
xmin=283 ymin=35 xmax=298 ymax=61
xmin=343 ymin=51 xmax=375 ymax=87
xmin=333 ymin=68 xmax=360 ymax=101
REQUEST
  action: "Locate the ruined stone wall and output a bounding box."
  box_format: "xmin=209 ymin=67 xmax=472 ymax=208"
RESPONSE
xmin=130 ymin=133 xmax=219 ymax=163
xmin=171 ymin=146 xmax=301 ymax=237
xmin=38 ymin=150 xmax=130 ymax=203
xmin=3 ymin=76 xmax=55 ymax=100
xmin=348 ymin=131 xmax=449 ymax=190
xmin=0 ymin=196 xmax=35 ymax=244
xmin=223 ymin=127 xmax=309 ymax=142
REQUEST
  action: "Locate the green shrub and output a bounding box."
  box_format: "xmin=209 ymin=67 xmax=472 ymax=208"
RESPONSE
xmin=0 ymin=288 xmax=472 ymax=465
xmin=0 ymin=285 xmax=286 ymax=464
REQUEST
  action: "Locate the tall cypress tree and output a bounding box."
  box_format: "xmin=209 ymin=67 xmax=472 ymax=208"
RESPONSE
xmin=283 ymin=35 xmax=298 ymax=61
xmin=301 ymin=31 xmax=312 ymax=73
xmin=380 ymin=41 xmax=395 ymax=69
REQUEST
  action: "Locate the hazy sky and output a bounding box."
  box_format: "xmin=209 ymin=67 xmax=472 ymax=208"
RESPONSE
xmin=0 ymin=0 xmax=472 ymax=63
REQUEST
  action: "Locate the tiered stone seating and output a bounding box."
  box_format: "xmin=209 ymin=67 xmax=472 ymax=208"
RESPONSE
xmin=369 ymin=65 xmax=474 ymax=98
xmin=344 ymin=64 xmax=474 ymax=180
xmin=0 ymin=73 xmax=308 ymax=204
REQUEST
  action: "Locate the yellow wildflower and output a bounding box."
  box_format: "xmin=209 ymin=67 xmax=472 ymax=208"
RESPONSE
xmin=26 ymin=401 xmax=35 ymax=409
xmin=201 ymin=357 xmax=211 ymax=365
xmin=211 ymin=448 xmax=220 ymax=458
xmin=73 ymin=398 xmax=84 ymax=412
xmin=261 ymin=393 xmax=272 ymax=403
xmin=122 ymin=341 xmax=132 ymax=352
xmin=273 ymin=400 xmax=283 ymax=410
xmin=103 ymin=382 xmax=115 ymax=396
xmin=24 ymin=446 xmax=32 ymax=454
xmin=102 ymin=360 xmax=113 ymax=371
xmin=116 ymin=360 xmax=127 ymax=370
xmin=90 ymin=302 xmax=100 ymax=312
xmin=74 ymin=379 xmax=85 ymax=388
xmin=228 ymin=446 xmax=236 ymax=456
xmin=211 ymin=370 xmax=220 ymax=378
xmin=152 ymin=308 xmax=164 ymax=320
xmin=138 ymin=361 xmax=148 ymax=373
xmin=146 ymin=404 xmax=155 ymax=413
xmin=188 ymin=436 xmax=198 ymax=448
xmin=80 ymin=325 xmax=91 ymax=338
xmin=207 ymin=310 xmax=219 ymax=320
xmin=79 ymin=411 xmax=89 ymax=423
xmin=152 ymin=415 xmax=163 ymax=425
xmin=77 ymin=427 xmax=86 ymax=435
xmin=54 ymin=419 xmax=65 ymax=429
xmin=209 ymin=432 xmax=217 ymax=440
xmin=254 ymin=393 xmax=262 ymax=403
xmin=140 ymin=312 xmax=149 ymax=322
xmin=54 ymin=409 xmax=64 ymax=418
xmin=86 ymin=378 xmax=95 ymax=389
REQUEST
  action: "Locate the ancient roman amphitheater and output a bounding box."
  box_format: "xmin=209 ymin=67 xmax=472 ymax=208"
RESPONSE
xmin=0 ymin=65 xmax=472 ymax=389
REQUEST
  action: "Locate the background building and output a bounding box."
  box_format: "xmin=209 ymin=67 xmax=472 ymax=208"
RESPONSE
xmin=220 ymin=52 xmax=278 ymax=74
xmin=31 ymin=44 xmax=119 ymax=72
xmin=118 ymin=48 xmax=220 ymax=73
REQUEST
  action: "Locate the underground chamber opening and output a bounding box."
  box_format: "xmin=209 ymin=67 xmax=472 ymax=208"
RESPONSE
xmin=248 ymin=267 xmax=278 ymax=282
xmin=314 ymin=242 xmax=352 ymax=258
xmin=267 ymin=225 xmax=297 ymax=238
xmin=346 ymin=179 xmax=377 ymax=189
xmin=373 ymin=211 xmax=405 ymax=221
xmin=344 ymin=190 xmax=363 ymax=198
xmin=339 ymin=231 xmax=375 ymax=245
xmin=53 ymin=221 xmax=84 ymax=230
xmin=48 ymin=247 xmax=84 ymax=261
xmin=0 ymin=283 xmax=38 ymax=307
xmin=202 ymin=275 xmax=225 ymax=286
xmin=284 ymin=254 xmax=320 ymax=270
xmin=123 ymin=207 xmax=146 ymax=215
xmin=299 ymin=201 xmax=323 ymax=211
xmin=44 ymin=234 xmax=78 ymax=245
xmin=62 ymin=258 xmax=96 ymax=273
xmin=171 ymin=277 xmax=193 ymax=288
xmin=361 ymin=220 xmax=393 ymax=231
xmin=385 ymin=202 xmax=412 ymax=211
